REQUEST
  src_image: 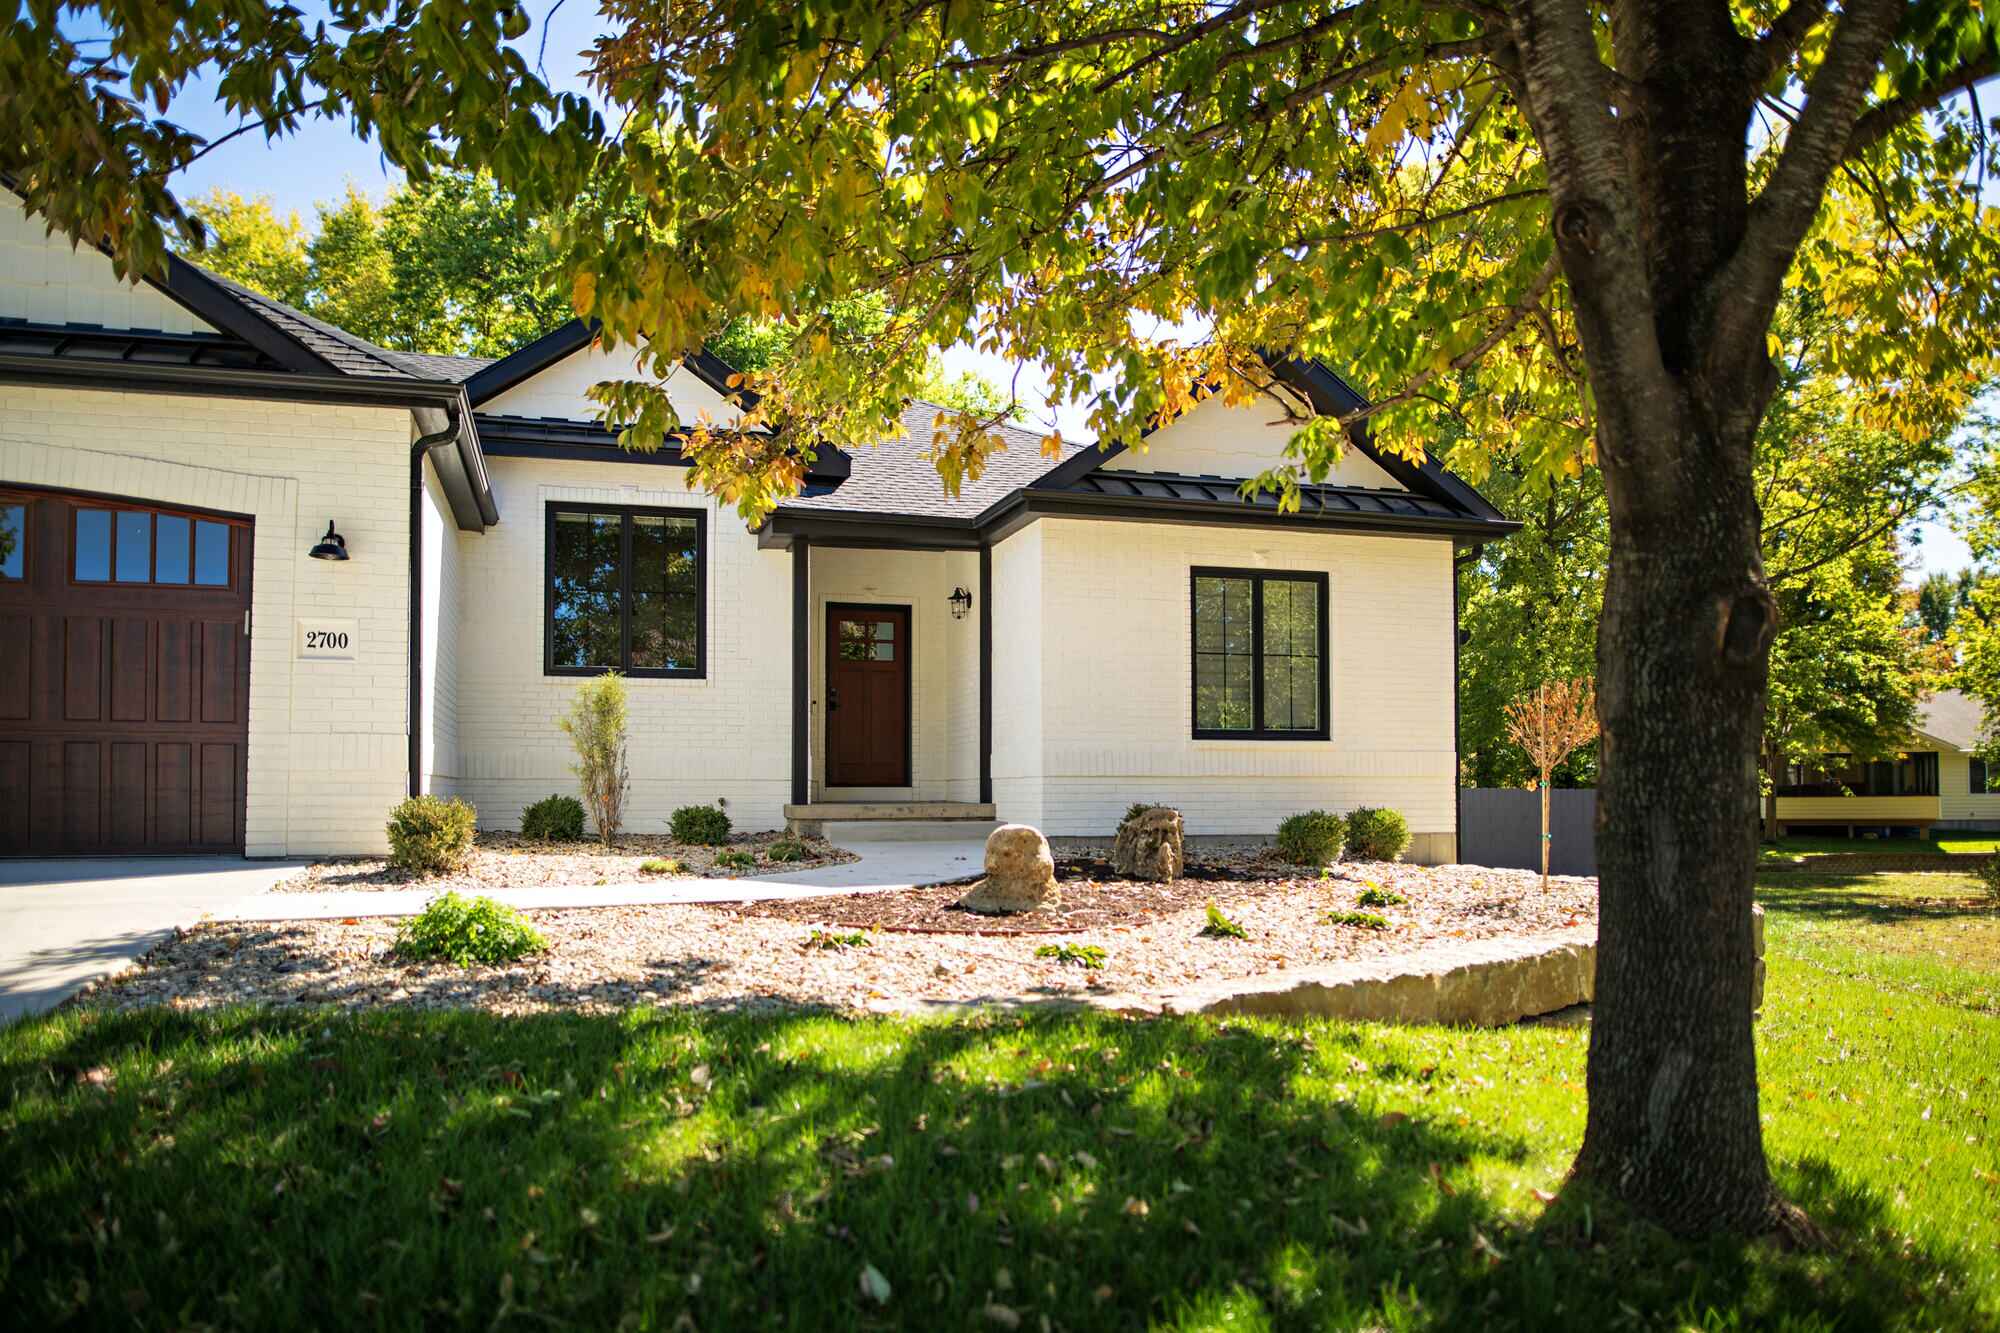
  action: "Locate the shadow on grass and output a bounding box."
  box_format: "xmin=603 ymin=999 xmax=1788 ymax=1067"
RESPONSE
xmin=1755 ymin=871 xmax=1994 ymax=924
xmin=0 ymin=1006 xmax=1989 ymax=1330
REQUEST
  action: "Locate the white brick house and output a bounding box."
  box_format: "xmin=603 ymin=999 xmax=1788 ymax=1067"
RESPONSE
xmin=0 ymin=189 xmax=1516 ymax=862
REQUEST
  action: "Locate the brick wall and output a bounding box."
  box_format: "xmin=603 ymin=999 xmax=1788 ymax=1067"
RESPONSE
xmin=0 ymin=385 xmax=418 ymax=855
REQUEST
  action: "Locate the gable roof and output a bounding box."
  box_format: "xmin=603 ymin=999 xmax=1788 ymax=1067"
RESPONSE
xmin=778 ymin=405 xmax=1088 ymax=519
xmin=1917 ymin=689 xmax=1985 ymax=751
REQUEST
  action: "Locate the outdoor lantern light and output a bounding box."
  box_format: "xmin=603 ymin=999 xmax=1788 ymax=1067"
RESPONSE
xmin=949 ymin=585 xmax=973 ymax=620
xmin=308 ymin=520 xmax=349 ymax=561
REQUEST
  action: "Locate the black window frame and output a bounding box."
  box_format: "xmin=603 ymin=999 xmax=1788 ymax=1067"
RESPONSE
xmin=1974 ymin=757 xmax=1992 ymax=794
xmin=1189 ymin=566 xmax=1331 ymax=741
xmin=542 ymin=501 xmax=707 ymax=679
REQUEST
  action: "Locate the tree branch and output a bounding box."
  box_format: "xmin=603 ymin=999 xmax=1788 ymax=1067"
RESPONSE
xmin=1749 ymin=0 xmax=1832 ymax=85
xmin=1844 ymin=51 xmax=2000 ymax=162
xmin=1284 ymin=187 xmax=1545 ymax=250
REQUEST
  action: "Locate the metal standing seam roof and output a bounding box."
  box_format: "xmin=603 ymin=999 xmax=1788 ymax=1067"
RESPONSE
xmin=1062 ymin=469 xmax=1467 ymax=519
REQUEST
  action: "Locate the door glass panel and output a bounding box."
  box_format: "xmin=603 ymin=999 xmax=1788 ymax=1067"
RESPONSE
xmin=114 ymin=511 xmax=152 ymax=582
xmin=549 ymin=510 xmax=623 ymax=668
xmin=0 ymin=503 xmax=22 ymax=579
xmin=74 ymin=508 xmax=112 ymax=581
xmin=871 ymin=640 xmax=895 ymax=661
xmin=155 ymin=514 xmax=191 ymax=584
xmin=192 ymin=520 xmax=230 ymax=586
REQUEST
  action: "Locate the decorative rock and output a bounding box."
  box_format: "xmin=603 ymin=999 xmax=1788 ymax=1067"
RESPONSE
xmin=956 ymin=824 xmax=1060 ymax=915
xmin=1112 ymin=807 xmax=1184 ymax=882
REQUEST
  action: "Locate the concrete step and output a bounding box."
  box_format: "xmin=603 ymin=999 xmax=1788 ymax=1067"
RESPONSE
xmin=820 ymin=819 xmax=1003 ymax=844
xmin=785 ymin=802 xmax=995 ymax=822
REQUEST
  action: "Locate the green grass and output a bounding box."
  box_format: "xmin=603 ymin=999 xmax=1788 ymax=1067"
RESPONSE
xmin=1 ymin=875 xmax=1995 ymax=1329
xmin=1759 ymin=833 xmax=2000 ymax=864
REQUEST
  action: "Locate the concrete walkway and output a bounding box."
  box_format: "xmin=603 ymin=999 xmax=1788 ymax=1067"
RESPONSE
xmin=216 ymin=830 xmax=988 ymax=922
xmin=0 ymin=856 xmax=304 ymax=1024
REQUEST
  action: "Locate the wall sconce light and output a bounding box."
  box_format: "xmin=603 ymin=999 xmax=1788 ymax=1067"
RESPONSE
xmin=309 ymin=520 xmax=349 ymax=562
xmin=949 ymin=585 xmax=973 ymax=620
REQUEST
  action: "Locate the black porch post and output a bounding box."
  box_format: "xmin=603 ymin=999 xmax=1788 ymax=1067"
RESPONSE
xmin=791 ymin=537 xmax=810 ymax=806
xmin=979 ymin=543 xmax=992 ymax=805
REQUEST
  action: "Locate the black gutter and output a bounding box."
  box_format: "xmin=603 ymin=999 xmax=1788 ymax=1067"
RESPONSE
xmin=978 ymin=489 xmax=1520 ymax=544
xmin=408 ymin=416 xmax=463 ymax=799
xmin=0 ymin=350 xmax=469 ymax=409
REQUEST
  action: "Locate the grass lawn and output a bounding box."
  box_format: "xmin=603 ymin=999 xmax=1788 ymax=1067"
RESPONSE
xmin=1 ymin=875 xmax=1995 ymax=1329
xmin=1759 ymin=834 xmax=2000 ymax=864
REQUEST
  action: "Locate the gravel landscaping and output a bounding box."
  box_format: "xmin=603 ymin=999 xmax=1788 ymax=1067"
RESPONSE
xmin=82 ymin=860 xmax=1597 ymax=1015
xmin=270 ymin=829 xmax=855 ymax=893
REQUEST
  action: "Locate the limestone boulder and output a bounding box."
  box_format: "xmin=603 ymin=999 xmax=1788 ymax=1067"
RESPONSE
xmin=956 ymin=824 xmax=1060 ymax=915
xmin=1113 ymin=806 xmax=1184 ymax=881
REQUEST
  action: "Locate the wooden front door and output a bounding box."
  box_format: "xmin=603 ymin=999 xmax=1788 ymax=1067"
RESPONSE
xmin=0 ymin=487 xmax=253 ymax=855
xmin=825 ymin=606 xmax=910 ymax=788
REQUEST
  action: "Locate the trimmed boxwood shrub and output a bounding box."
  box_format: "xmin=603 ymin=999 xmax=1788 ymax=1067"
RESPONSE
xmin=1275 ymin=810 xmax=1345 ymax=866
xmin=519 ymin=794 xmax=587 ymax=842
xmin=395 ymin=891 xmax=546 ymax=966
xmin=386 ymin=795 xmax=477 ymax=876
xmin=670 ymin=803 xmax=732 ymax=845
xmin=1345 ymin=806 xmax=1412 ymax=862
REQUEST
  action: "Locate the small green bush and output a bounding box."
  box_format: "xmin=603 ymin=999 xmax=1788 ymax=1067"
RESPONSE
xmin=1035 ymin=942 xmax=1107 ymax=970
xmin=670 ymin=804 xmax=732 ymax=845
xmin=1978 ymin=855 xmax=2000 ymax=904
xmin=1345 ymin=807 xmax=1412 ymax=862
xmin=1356 ymin=883 xmax=1407 ymax=908
xmin=640 ymin=857 xmax=683 ymax=876
xmin=1200 ymin=901 xmax=1247 ymax=939
xmin=767 ymin=834 xmax=810 ymax=863
xmin=1325 ymin=910 xmax=1391 ymax=930
xmin=385 ymin=795 xmax=477 ymax=876
xmin=1122 ymin=801 xmax=1155 ymax=828
xmin=715 ymin=849 xmax=756 ymax=872
xmin=1276 ymin=810 xmax=1346 ymax=866
xmin=395 ymin=892 xmax=546 ymax=966
xmin=806 ymin=928 xmax=872 ymax=950
xmin=519 ymin=794 xmax=586 ymax=842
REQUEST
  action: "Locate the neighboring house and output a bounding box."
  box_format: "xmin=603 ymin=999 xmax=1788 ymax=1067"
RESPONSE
xmin=1772 ymin=688 xmax=2000 ymax=835
xmin=0 ymin=187 xmax=1518 ymax=862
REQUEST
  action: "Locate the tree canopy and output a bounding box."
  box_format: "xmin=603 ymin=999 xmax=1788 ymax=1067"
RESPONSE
xmin=10 ymin=0 xmax=2000 ymax=1241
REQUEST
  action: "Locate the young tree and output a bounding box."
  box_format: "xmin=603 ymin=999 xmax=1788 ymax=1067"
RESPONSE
xmin=10 ymin=0 xmax=2000 ymax=1241
xmin=560 ymin=673 xmax=630 ymax=848
xmin=1504 ymin=677 xmax=1598 ymax=888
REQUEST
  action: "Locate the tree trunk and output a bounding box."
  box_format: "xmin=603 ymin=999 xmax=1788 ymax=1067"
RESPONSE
xmin=1540 ymin=774 xmax=1551 ymax=889
xmin=1574 ymin=404 xmax=1789 ymax=1236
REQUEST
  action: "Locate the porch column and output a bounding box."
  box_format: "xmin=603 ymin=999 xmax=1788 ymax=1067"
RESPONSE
xmin=791 ymin=536 xmax=810 ymax=806
xmin=979 ymin=543 xmax=992 ymax=804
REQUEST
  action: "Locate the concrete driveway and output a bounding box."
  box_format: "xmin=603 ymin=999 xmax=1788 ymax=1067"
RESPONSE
xmin=0 ymin=857 xmax=299 ymax=1025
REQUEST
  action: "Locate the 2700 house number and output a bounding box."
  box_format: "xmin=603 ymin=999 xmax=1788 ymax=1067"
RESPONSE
xmin=304 ymin=629 xmax=349 ymax=650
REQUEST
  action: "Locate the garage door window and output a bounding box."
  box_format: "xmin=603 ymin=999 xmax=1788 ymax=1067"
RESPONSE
xmin=74 ymin=506 xmax=233 ymax=587
xmin=0 ymin=503 xmax=21 ymax=580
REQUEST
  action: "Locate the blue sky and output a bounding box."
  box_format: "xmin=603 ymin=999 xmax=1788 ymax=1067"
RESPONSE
xmin=115 ymin=1 xmax=1977 ymax=577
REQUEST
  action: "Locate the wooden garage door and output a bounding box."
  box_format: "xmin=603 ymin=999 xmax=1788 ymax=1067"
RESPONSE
xmin=0 ymin=487 xmax=252 ymax=855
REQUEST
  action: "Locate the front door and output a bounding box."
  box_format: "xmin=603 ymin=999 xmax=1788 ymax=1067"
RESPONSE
xmin=825 ymin=606 xmax=910 ymax=788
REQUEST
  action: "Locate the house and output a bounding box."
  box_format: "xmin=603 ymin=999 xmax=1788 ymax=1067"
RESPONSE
xmin=0 ymin=187 xmax=1519 ymax=863
xmin=1772 ymin=689 xmax=2000 ymax=836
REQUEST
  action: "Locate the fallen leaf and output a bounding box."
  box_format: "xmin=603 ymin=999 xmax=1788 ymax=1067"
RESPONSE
xmin=1378 ymin=1112 xmax=1408 ymax=1129
xmin=1121 ymin=1197 xmax=1150 ymax=1218
xmin=984 ymin=1303 xmax=1021 ymax=1329
xmin=1429 ymin=1163 xmax=1456 ymax=1196
xmin=858 ymin=1263 xmax=892 ymax=1305
xmin=1532 ymin=1188 xmax=1558 ymax=1204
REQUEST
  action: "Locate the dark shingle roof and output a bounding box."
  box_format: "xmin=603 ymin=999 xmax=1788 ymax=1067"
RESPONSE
xmin=375 ymin=347 xmax=498 ymax=381
xmin=777 ymin=403 xmax=1087 ymax=519
xmin=194 ymin=265 xmax=498 ymax=383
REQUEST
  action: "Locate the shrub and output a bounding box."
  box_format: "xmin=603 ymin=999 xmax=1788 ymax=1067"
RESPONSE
xmin=1035 ymin=941 xmax=1107 ymax=970
xmin=767 ymin=834 xmax=810 ymax=863
xmin=1356 ymin=883 xmax=1407 ymax=908
xmin=1199 ymin=901 xmax=1247 ymax=939
xmin=1122 ymin=801 xmax=1155 ymax=828
xmin=715 ymin=849 xmax=756 ymax=872
xmin=671 ymin=804 xmax=732 ymax=845
xmin=395 ymin=892 xmax=546 ymax=966
xmin=806 ymin=928 xmax=872 ymax=950
xmin=385 ymin=795 xmax=477 ymax=876
xmin=519 ymin=794 xmax=586 ymax=842
xmin=1978 ymin=855 xmax=2000 ymax=904
xmin=640 ymin=858 xmax=683 ymax=876
xmin=1325 ymin=910 xmax=1391 ymax=930
xmin=1276 ymin=810 xmax=1346 ymax=866
xmin=1345 ymin=807 xmax=1412 ymax=862
xmin=560 ymin=674 xmax=629 ymax=847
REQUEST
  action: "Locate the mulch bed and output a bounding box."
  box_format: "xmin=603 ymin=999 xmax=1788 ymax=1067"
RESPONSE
xmin=714 ymin=852 xmax=1320 ymax=935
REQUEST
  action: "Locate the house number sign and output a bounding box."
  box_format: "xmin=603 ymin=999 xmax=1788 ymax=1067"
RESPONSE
xmin=298 ymin=618 xmax=358 ymax=660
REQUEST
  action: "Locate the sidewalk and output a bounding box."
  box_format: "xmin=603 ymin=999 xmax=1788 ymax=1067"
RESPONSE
xmin=215 ymin=832 xmax=987 ymax=922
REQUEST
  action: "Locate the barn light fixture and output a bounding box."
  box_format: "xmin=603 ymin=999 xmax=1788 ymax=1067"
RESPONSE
xmin=309 ymin=520 xmax=349 ymax=562
xmin=949 ymin=585 xmax=973 ymax=620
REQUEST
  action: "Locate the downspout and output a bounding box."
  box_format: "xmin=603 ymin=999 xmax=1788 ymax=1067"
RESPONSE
xmin=1452 ymin=543 xmax=1484 ymax=862
xmin=409 ymin=414 xmax=462 ymax=799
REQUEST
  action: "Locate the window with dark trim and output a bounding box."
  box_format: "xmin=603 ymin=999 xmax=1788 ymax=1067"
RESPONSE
xmin=544 ymin=503 xmax=706 ymax=678
xmin=1974 ymin=758 xmax=1993 ymax=794
xmin=69 ymin=503 xmax=234 ymax=587
xmin=1190 ymin=567 xmax=1330 ymax=739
